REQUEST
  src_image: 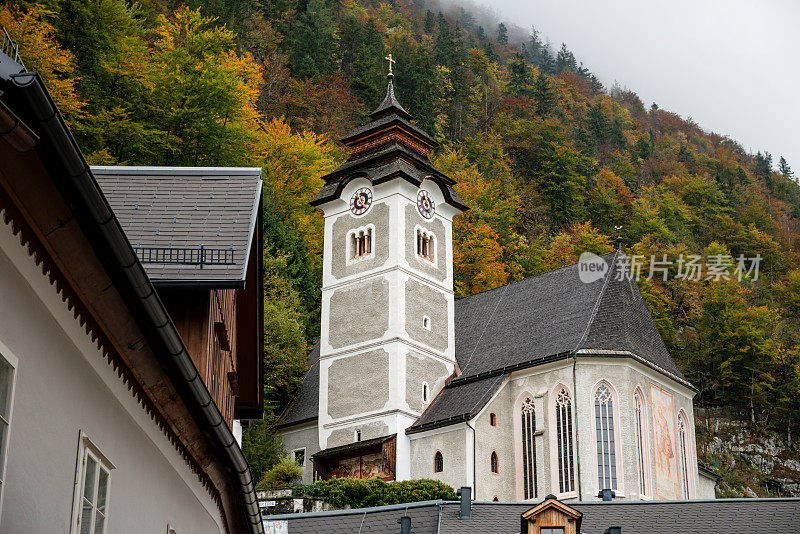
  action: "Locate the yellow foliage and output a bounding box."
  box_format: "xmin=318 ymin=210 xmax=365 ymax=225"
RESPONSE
xmin=0 ymin=4 xmax=85 ymax=121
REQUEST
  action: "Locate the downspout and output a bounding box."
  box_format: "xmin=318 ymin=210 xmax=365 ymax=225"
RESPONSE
xmin=572 ymin=354 xmax=582 ymax=500
xmin=8 ymin=71 xmax=263 ymax=534
xmin=466 ymin=419 xmax=477 ymax=499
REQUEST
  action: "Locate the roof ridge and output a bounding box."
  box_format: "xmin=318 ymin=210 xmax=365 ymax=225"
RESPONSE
xmin=574 ymin=249 xmax=621 ymax=353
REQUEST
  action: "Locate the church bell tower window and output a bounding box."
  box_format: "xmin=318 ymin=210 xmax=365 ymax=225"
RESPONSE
xmin=348 ymin=226 xmax=373 ymax=262
xmin=416 ymin=228 xmax=435 ymax=263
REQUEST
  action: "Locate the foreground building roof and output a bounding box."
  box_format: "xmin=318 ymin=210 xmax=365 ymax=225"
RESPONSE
xmin=93 ymin=166 xmax=262 ymax=289
xmin=264 ymin=498 xmax=800 ymax=534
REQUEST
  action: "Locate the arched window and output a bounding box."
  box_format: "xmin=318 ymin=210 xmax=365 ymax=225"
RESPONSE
xmin=416 ymin=228 xmax=435 ymax=262
xmin=633 ymin=388 xmax=651 ymax=498
xmin=490 ymin=451 xmax=499 ymax=474
xmin=433 ymin=451 xmax=443 ymax=473
xmin=594 ymin=382 xmax=618 ymax=491
xmin=678 ymin=410 xmax=693 ymax=498
xmin=554 ymin=387 xmax=575 ymax=495
xmin=521 ymin=397 xmax=537 ymax=499
xmin=489 ymin=412 xmax=497 ymax=427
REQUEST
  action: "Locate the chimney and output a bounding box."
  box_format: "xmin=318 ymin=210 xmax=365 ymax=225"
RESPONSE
xmin=604 ymin=528 xmax=622 ymax=534
xmin=456 ymin=486 xmax=472 ymax=519
xmin=597 ymin=489 xmax=616 ymax=501
xmin=397 ymin=516 xmax=412 ymax=534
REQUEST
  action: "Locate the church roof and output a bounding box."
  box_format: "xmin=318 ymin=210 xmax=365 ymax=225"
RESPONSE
xmin=407 ymin=250 xmax=692 ymax=434
xmin=276 ymin=342 xmax=320 ymax=428
xmin=264 ymin=498 xmax=800 ymax=533
xmin=93 ymin=166 xmax=262 ymax=288
xmin=278 ymin=251 xmax=692 ymax=431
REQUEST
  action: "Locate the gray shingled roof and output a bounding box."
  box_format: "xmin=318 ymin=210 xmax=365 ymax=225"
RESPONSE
xmin=265 ymin=501 xmax=441 ymax=534
xmin=276 ymin=342 xmax=320 ymax=428
xmin=280 ymin=252 xmax=691 ymax=432
xmin=265 ymin=498 xmax=800 ymax=533
xmin=92 ymin=166 xmax=262 ymax=287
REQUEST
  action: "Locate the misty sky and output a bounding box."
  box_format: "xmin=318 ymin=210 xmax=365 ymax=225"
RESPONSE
xmin=472 ymin=0 xmax=799 ymax=173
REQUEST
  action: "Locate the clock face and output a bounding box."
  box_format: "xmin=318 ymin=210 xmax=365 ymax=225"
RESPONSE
xmin=417 ymin=190 xmax=435 ymax=219
xmin=350 ymin=187 xmax=372 ymax=215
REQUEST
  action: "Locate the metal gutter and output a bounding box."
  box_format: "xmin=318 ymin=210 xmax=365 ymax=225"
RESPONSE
xmin=6 ymin=69 xmax=263 ymax=534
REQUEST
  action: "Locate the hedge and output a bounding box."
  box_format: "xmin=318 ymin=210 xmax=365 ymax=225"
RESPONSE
xmin=300 ymin=478 xmax=457 ymax=509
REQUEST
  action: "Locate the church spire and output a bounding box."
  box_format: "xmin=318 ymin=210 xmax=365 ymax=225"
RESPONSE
xmin=371 ymin=53 xmax=411 ymax=120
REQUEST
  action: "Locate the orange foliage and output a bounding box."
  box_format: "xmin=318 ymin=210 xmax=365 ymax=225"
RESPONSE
xmin=0 ymin=4 xmax=85 ymax=121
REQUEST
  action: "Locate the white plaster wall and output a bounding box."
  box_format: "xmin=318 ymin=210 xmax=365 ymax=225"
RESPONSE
xmin=0 ymin=223 xmax=223 ymax=533
xmin=280 ymin=423 xmax=320 ymax=485
xmin=697 ymin=473 xmax=717 ymax=499
xmin=409 ymin=426 xmax=469 ymax=490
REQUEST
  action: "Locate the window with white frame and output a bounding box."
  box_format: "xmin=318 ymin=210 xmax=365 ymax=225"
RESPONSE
xmin=73 ymin=437 xmax=114 ymax=534
xmin=678 ymin=410 xmax=693 ymax=498
xmin=520 ymin=396 xmax=537 ymax=500
xmin=634 ymin=388 xmax=651 ymax=498
xmin=594 ymin=382 xmax=618 ymax=492
xmin=0 ymin=352 xmax=16 ymax=512
xmin=554 ymin=387 xmax=575 ymax=495
xmin=348 ymin=226 xmax=373 ymax=262
xmin=416 ymin=228 xmax=435 ymax=263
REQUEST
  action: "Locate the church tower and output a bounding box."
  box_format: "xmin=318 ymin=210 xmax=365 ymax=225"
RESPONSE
xmin=309 ymin=59 xmax=467 ymax=480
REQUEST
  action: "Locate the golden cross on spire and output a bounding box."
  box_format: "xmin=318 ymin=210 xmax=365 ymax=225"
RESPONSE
xmin=385 ymin=53 xmax=395 ymax=76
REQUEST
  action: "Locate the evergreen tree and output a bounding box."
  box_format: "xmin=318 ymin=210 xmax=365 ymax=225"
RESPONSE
xmin=424 ymin=9 xmax=435 ymax=34
xmin=289 ymin=0 xmax=339 ymax=79
xmin=755 ymin=151 xmax=773 ymax=178
xmin=497 ymin=22 xmax=508 ymax=44
xmin=532 ymin=71 xmax=555 ymax=116
xmin=555 ymin=43 xmax=576 ymax=72
xmin=507 ymin=54 xmax=531 ymax=96
xmin=476 ymin=25 xmax=485 ymax=41
xmin=779 ymin=156 xmax=793 ymax=178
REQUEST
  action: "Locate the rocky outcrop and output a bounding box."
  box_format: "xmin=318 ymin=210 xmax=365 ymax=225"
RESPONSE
xmin=697 ymin=409 xmax=800 ymax=497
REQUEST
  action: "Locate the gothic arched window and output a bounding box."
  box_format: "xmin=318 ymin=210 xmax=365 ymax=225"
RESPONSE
xmin=554 ymin=387 xmax=575 ymax=495
xmin=490 ymin=451 xmax=499 ymax=474
xmin=433 ymin=451 xmax=443 ymax=473
xmin=594 ymin=382 xmax=618 ymax=491
xmin=521 ymin=397 xmax=537 ymax=499
xmin=634 ymin=388 xmax=651 ymax=498
xmin=678 ymin=410 xmax=693 ymax=498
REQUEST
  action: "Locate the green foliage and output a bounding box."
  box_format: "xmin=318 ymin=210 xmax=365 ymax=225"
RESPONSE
xmin=302 ymin=478 xmax=456 ymax=509
xmin=243 ymin=419 xmax=285 ymax=485
xmin=258 ymin=456 xmax=304 ymax=490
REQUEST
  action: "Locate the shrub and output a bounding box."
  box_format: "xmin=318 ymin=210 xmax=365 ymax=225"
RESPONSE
xmin=301 ymin=478 xmax=456 ymax=509
xmin=258 ymin=457 xmax=303 ymax=490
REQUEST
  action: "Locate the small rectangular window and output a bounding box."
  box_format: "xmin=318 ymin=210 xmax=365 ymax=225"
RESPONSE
xmin=293 ymin=449 xmax=306 ymax=467
xmin=73 ymin=436 xmax=114 ymax=534
xmin=540 ymin=529 xmax=564 ymax=534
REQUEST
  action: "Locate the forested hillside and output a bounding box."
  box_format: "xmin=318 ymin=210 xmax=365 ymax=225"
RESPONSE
xmin=4 ymin=0 xmax=800 ymax=490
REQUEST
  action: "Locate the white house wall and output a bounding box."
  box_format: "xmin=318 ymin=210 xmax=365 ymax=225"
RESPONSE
xmin=0 ymin=219 xmax=224 ymax=533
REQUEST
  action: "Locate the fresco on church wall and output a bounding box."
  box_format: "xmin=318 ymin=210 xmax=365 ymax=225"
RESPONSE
xmin=329 ymin=452 xmax=395 ymax=481
xmin=650 ymin=383 xmax=680 ymax=499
